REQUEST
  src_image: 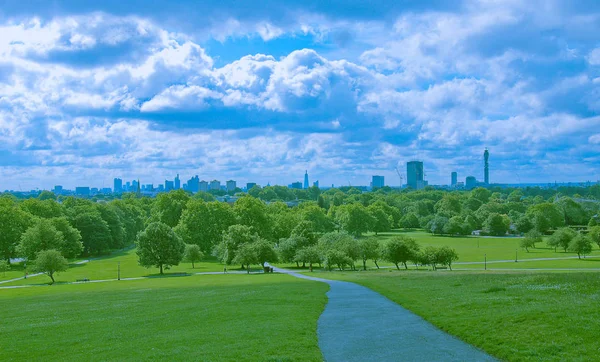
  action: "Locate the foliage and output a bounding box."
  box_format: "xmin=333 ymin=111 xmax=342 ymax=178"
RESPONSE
xmin=183 ymin=244 xmax=204 ymax=269
xmin=568 ymin=234 xmax=592 ymax=259
xmin=0 ymin=197 xmax=33 ymax=262
xmin=547 ymin=227 xmax=577 ymax=252
xmin=233 ymin=196 xmax=272 ymax=239
xmin=151 ymin=190 xmax=190 ymax=227
xmin=17 ymin=218 xmax=64 ymax=260
xmin=175 ymin=200 xmax=235 ymax=254
xmin=217 ymin=225 xmax=260 ymax=265
xmin=588 ymin=226 xmax=600 ymax=249
xmin=520 ymin=230 xmax=542 ymax=252
xmin=0 ymin=259 xmax=9 ymax=275
xmin=381 ymin=236 xmax=420 ymax=270
xmin=33 ymin=249 xmax=68 ymax=284
xmin=294 ymin=246 xmax=321 ymax=270
xmin=71 ymin=212 xmax=112 ymax=256
xmin=483 ymin=213 xmax=510 ymax=236
xmin=358 ymin=237 xmax=381 ymax=270
xmin=136 ymin=222 xmax=185 ymax=274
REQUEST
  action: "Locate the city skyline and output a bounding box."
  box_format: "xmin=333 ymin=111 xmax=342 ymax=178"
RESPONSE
xmin=1 ymin=1 xmax=600 ymax=189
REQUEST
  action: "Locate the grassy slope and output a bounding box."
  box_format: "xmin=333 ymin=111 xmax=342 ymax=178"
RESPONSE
xmin=0 ymin=274 xmax=328 ymax=362
xmin=320 ymin=270 xmax=600 ymax=362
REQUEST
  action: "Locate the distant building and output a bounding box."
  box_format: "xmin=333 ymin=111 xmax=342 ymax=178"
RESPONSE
xmin=101 ymin=188 xmax=112 ymax=194
xmin=210 ymin=180 xmax=221 ymax=191
xmin=199 ymin=180 xmax=208 ymax=192
xmin=246 ymin=182 xmax=257 ymax=191
xmin=113 ymin=178 xmax=123 ymax=193
xmin=226 ymin=180 xmax=236 ymax=192
xmin=165 ymin=180 xmax=174 ymax=191
xmin=75 ymin=187 xmax=90 ymax=196
xmin=451 ymin=172 xmax=458 ymax=187
xmin=144 ymin=184 xmax=154 ymax=192
xmin=125 ymin=181 xmax=131 ymax=192
xmin=466 ymin=176 xmax=477 ymax=190
xmin=407 ymin=161 xmax=425 ymax=190
xmin=53 ymin=185 xmax=63 ymax=194
xmin=304 ymin=171 xmax=309 ymax=189
xmin=313 ymin=180 xmax=319 ymax=188
xmin=372 ymin=175 xmax=385 ymax=188
xmin=187 ymin=176 xmax=199 ymax=193
xmin=484 ymin=148 xmax=490 ymax=185
xmin=91 ymin=188 xmax=99 ymax=195
xmin=290 ymin=182 xmax=303 ymax=189
xmin=174 ymin=174 xmax=180 ymax=190
xmin=157 ymin=184 xmax=165 ymax=192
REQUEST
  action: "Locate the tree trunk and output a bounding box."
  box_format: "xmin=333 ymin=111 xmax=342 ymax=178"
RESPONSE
xmin=374 ymin=260 xmax=379 ymax=269
xmin=363 ymin=259 xmax=367 ymax=271
xmin=302 ymin=262 xmax=305 ymax=268
xmin=395 ymin=263 xmax=400 ymax=270
xmin=159 ymin=264 xmax=163 ymax=274
xmin=578 ymin=253 xmax=581 ymax=259
xmin=50 ymin=272 xmax=55 ymax=284
xmin=449 ymin=264 xmax=452 ymax=271
xmin=525 ymin=246 xmax=528 ymax=252
xmin=296 ymin=261 xmax=299 ymax=268
xmin=246 ymin=265 xmax=250 ymax=274
xmin=192 ymin=261 xmax=195 ymax=269
xmin=403 ymin=262 xmax=408 ymax=270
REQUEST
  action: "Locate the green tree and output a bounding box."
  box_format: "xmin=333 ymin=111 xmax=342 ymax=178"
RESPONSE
xmin=443 ymin=216 xmax=466 ymax=235
xmin=483 ymin=213 xmax=510 ymax=236
xmin=294 ymin=246 xmax=321 ymax=271
xmin=234 ymin=196 xmax=272 ymax=239
xmin=217 ymin=225 xmax=259 ymax=266
xmin=175 ymin=200 xmax=235 ymax=254
xmin=151 ymin=190 xmax=190 ymax=227
xmin=0 ymin=260 xmax=9 ymax=276
xmin=253 ymin=239 xmax=278 ymax=267
xmin=0 ymin=198 xmax=33 ymax=263
xmin=300 ymin=205 xmax=334 ymax=233
xmin=568 ymin=234 xmax=592 ymax=259
xmin=589 ymin=226 xmax=600 ymax=249
xmin=527 ymin=203 xmax=564 ymax=233
xmin=17 ymin=219 xmax=64 ymax=261
xmin=434 ymin=195 xmax=462 ymax=218
xmin=359 ymin=237 xmax=381 ymax=270
xmin=427 ymin=215 xmax=448 ymax=235
xmin=335 ymin=203 xmax=375 ymax=237
xmin=436 ymin=246 xmax=459 ymax=270
xmin=19 ymin=199 xmax=63 ymax=219
xmin=71 ymin=212 xmax=112 ymax=255
xmin=323 ymin=249 xmax=351 ymax=271
xmin=520 ymin=230 xmax=542 ymax=252
xmin=401 ymin=213 xmax=420 ymax=229
xmin=277 ymin=236 xmax=310 ymax=267
xmin=33 ymin=249 xmax=68 ymax=284
xmin=37 ymin=191 xmax=57 ymax=201
xmin=183 ymin=244 xmax=204 ymax=269
xmin=97 ymin=204 xmax=126 ymax=249
xmin=547 ymin=227 xmax=577 ymax=252
xmin=232 ymin=243 xmax=257 ymax=273
xmin=367 ymin=204 xmax=393 ymax=235
xmin=381 ymin=236 xmax=420 ymax=270
xmin=136 ymin=222 xmax=185 ymax=274
xmin=471 ymin=188 xmax=492 ymax=203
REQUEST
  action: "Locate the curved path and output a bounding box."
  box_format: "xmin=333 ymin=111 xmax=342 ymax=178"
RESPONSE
xmin=272 ymin=266 xmax=496 ymax=362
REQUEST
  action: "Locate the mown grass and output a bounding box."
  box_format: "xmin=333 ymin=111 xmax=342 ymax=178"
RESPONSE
xmin=2 ymin=248 xmax=239 ymax=286
xmin=0 ymin=274 xmax=328 ymax=361
xmin=319 ymin=270 xmax=600 ymax=362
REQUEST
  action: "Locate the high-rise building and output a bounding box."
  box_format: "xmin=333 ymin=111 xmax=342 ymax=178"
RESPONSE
xmin=187 ymin=176 xmax=199 ymax=193
xmin=451 ymin=172 xmax=458 ymax=187
xmin=290 ymin=182 xmax=303 ymax=189
xmin=165 ymin=180 xmax=174 ymax=191
xmin=484 ymin=148 xmax=490 ymax=185
xmin=313 ymin=180 xmax=319 ymax=188
xmin=113 ymin=178 xmax=123 ymax=193
xmin=407 ymin=161 xmax=425 ymax=190
xmin=199 ymin=180 xmax=208 ymax=192
xmin=174 ymin=174 xmax=180 ymax=190
xmin=53 ymin=185 xmax=63 ymax=194
xmin=210 ymin=180 xmax=221 ymax=191
xmin=372 ymin=175 xmax=385 ymax=188
xmin=246 ymin=182 xmax=257 ymax=191
xmin=466 ymin=176 xmax=477 ymax=190
xmin=75 ymin=187 xmax=90 ymax=196
xmin=226 ymin=180 xmax=236 ymax=192
xmin=303 ymin=171 xmax=309 ymax=189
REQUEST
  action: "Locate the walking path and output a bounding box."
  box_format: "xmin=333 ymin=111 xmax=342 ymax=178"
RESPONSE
xmin=270 ymin=265 xmax=496 ymax=362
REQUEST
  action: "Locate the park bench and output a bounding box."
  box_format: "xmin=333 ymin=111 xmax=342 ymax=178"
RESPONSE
xmin=436 ymin=266 xmax=448 ymax=270
xmin=76 ymin=278 xmax=90 ymax=282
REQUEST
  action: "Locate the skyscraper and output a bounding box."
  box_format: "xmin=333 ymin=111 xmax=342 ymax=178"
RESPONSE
xmin=303 ymin=170 xmax=309 ymax=189
xmin=210 ymin=180 xmax=221 ymax=191
xmin=165 ymin=180 xmax=174 ymax=191
xmin=466 ymin=176 xmax=477 ymax=190
xmin=407 ymin=161 xmax=424 ymax=189
xmin=174 ymin=174 xmax=180 ymax=189
xmin=484 ymin=148 xmax=490 ymax=185
xmin=372 ymin=175 xmax=385 ymax=188
xmin=113 ymin=178 xmax=123 ymax=193
xmin=187 ymin=176 xmax=199 ymax=193
xmin=226 ymin=180 xmax=236 ymax=192
xmin=199 ymin=180 xmax=208 ymax=192
xmin=451 ymin=172 xmax=457 ymax=187
xmin=246 ymin=182 xmax=257 ymax=191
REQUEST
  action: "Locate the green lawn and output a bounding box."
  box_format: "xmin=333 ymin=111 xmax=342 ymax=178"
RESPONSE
xmin=0 ymin=274 xmax=328 ymax=361
xmin=1 ymin=248 xmax=238 ymax=286
xmin=319 ymin=270 xmax=600 ymax=362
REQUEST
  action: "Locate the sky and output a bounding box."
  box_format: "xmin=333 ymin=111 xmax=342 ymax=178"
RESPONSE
xmin=1 ymin=0 xmax=600 ymax=190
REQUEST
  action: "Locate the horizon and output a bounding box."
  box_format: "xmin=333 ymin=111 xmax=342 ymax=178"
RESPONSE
xmin=1 ymin=0 xmax=600 ymax=190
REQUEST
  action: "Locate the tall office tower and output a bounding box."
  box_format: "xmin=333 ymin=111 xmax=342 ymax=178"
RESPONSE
xmin=451 ymin=172 xmax=457 ymax=187
xmin=226 ymin=180 xmax=236 ymax=192
xmin=210 ymin=180 xmax=221 ymax=191
xmin=407 ymin=161 xmax=424 ymax=190
xmin=199 ymin=180 xmax=208 ymax=192
xmin=484 ymin=148 xmax=489 ymax=185
xmin=372 ymin=175 xmax=385 ymax=188
xmin=113 ymin=178 xmax=123 ymax=193
xmin=246 ymin=182 xmax=257 ymax=191
xmin=165 ymin=180 xmax=174 ymax=191
xmin=303 ymin=171 xmax=309 ymax=189
xmin=174 ymin=174 xmax=180 ymax=189
xmin=466 ymin=176 xmax=477 ymax=190
xmin=187 ymin=176 xmax=199 ymax=193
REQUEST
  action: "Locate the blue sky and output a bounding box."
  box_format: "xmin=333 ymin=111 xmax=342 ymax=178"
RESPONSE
xmin=0 ymin=0 xmax=599 ymax=190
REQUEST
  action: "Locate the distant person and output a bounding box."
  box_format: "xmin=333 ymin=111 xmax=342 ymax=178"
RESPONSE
xmin=223 ymin=267 xmax=227 ymax=274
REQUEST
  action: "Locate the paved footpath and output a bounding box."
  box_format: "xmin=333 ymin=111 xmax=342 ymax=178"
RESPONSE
xmin=271 ymin=266 xmax=496 ymax=362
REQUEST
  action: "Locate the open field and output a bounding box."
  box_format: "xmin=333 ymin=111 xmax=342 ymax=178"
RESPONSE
xmin=1 ymin=248 xmax=239 ymax=286
xmin=0 ymin=273 xmax=327 ymax=361
xmin=318 ymin=270 xmax=600 ymax=362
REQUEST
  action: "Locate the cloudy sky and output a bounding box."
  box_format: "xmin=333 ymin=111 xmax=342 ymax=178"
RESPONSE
xmin=1 ymin=0 xmax=599 ymax=190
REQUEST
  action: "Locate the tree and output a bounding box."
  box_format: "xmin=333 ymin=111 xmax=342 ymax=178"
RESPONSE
xmin=0 ymin=198 xmax=33 ymax=263
xmin=0 ymin=260 xmax=9 ymax=276
xmin=568 ymin=234 xmax=592 ymax=259
xmin=232 ymin=243 xmax=257 ymax=273
xmin=400 ymin=213 xmax=420 ymax=229
xmin=136 ymin=222 xmax=185 ymax=274
xmin=323 ymin=249 xmax=351 ymax=271
xmin=19 ymin=199 xmax=63 ymax=219
xmin=294 ymin=246 xmax=321 ymax=271
xmin=521 ymin=230 xmax=542 ymax=252
xmin=434 ymin=195 xmax=462 ymax=218
xmin=420 ymin=246 xmax=441 ymax=270
xmin=253 ymin=239 xmax=278 ymax=267
xmin=335 ymin=203 xmax=375 ymax=237
xmin=217 ymin=225 xmax=259 ymax=266
xmin=183 ymin=244 xmax=204 ymax=269
xmin=151 ymin=189 xmax=191 ymax=227
xmin=381 ymin=236 xmax=420 ymax=270
xmin=33 ymin=249 xmax=68 ymax=284
xmin=527 ymin=203 xmax=564 ymax=233
xmin=359 ymin=237 xmax=381 ymax=270
xmin=234 ymin=196 xmax=272 ymax=239
xmin=97 ymin=204 xmax=126 ymax=249
xmin=175 ymin=200 xmax=236 ymax=254
xmin=436 ymin=246 xmax=459 ymax=270
xmin=50 ymin=218 xmax=83 ymax=259
xmin=277 ymin=236 xmax=309 ymax=267
xmin=367 ymin=203 xmax=393 ymax=235
xmin=443 ymin=216 xmax=466 ymax=235
xmin=71 ymin=212 xmax=112 ymax=256
xmin=547 ymin=227 xmax=577 ymax=252
xmin=588 ymin=226 xmax=600 ymax=249
xmin=17 ymin=219 xmax=64 ymax=261
xmin=471 ymin=188 xmax=492 ymax=203
xmin=426 ymin=215 xmax=448 ymax=235
xmin=483 ymin=213 xmax=510 ymax=236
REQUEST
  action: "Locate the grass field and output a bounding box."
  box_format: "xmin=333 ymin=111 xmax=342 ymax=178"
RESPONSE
xmin=1 ymin=248 xmax=240 ymax=286
xmin=319 ymin=270 xmax=600 ymax=362
xmin=0 ymin=274 xmax=328 ymax=361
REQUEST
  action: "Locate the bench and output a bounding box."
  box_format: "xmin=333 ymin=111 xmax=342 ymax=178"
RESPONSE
xmin=436 ymin=266 xmax=448 ymax=270
xmin=76 ymin=278 xmax=90 ymax=282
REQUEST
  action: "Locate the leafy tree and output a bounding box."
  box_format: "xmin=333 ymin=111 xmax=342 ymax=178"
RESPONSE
xmin=335 ymin=203 xmax=375 ymax=237
xmin=270 ymin=207 xmax=300 ymax=241
xmin=547 ymin=227 xmax=577 ymax=252
xmin=434 ymin=195 xmax=462 ymax=218
xmin=277 ymin=236 xmax=310 ymax=267
xmin=443 ymin=216 xmax=466 ymax=235
xmin=234 ymin=196 xmax=272 ymax=239
xmin=436 ymin=246 xmax=459 ymax=270
xmin=420 ymin=246 xmax=441 ymax=270
xmin=136 ymin=222 xmax=185 ymax=274
xmin=568 ymin=234 xmax=592 ymax=259
xmin=381 ymin=236 xmax=420 ymax=270
xmin=0 ymin=198 xmax=33 ymax=263
xmin=555 ymin=197 xmax=588 ymax=225
xmin=323 ymin=249 xmax=351 ymax=271
xmin=175 ymin=200 xmax=235 ymax=254
xmin=427 ymin=215 xmax=448 ymax=235
xmin=17 ymin=219 xmax=64 ymax=260
xmin=589 ymin=226 xmax=600 ymax=249
xmin=400 ymin=213 xmax=420 ymax=229
xmin=71 ymin=212 xmax=112 ymax=255
xmin=217 ymin=225 xmax=259 ymax=266
xmin=97 ymin=204 xmax=126 ymax=249
xmin=300 ymin=205 xmax=334 ymax=233
xmin=232 ymin=243 xmax=257 ymax=273
xmin=37 ymin=191 xmax=57 ymax=201
xmin=527 ymin=203 xmax=564 ymax=233
xmin=521 ymin=230 xmax=542 ymax=252
xmin=294 ymin=246 xmax=321 ymax=271
xmin=291 ymin=220 xmax=318 ymax=245
xmin=0 ymin=260 xmax=9 ymax=276
xmin=19 ymin=199 xmax=64 ymax=219
xmin=335 ymin=236 xmax=361 ymax=270
xmin=151 ymin=190 xmax=190 ymax=227
xmin=367 ymin=204 xmax=393 ymax=235
xmin=33 ymin=249 xmax=68 ymax=284
xmin=471 ymin=188 xmax=492 ymax=203
xmin=253 ymin=239 xmax=278 ymax=267
xmin=183 ymin=244 xmax=204 ymax=269
xmin=359 ymin=237 xmax=381 ymax=270
xmin=515 ymin=214 xmax=534 ymax=234
xmin=483 ymin=213 xmax=510 ymax=236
